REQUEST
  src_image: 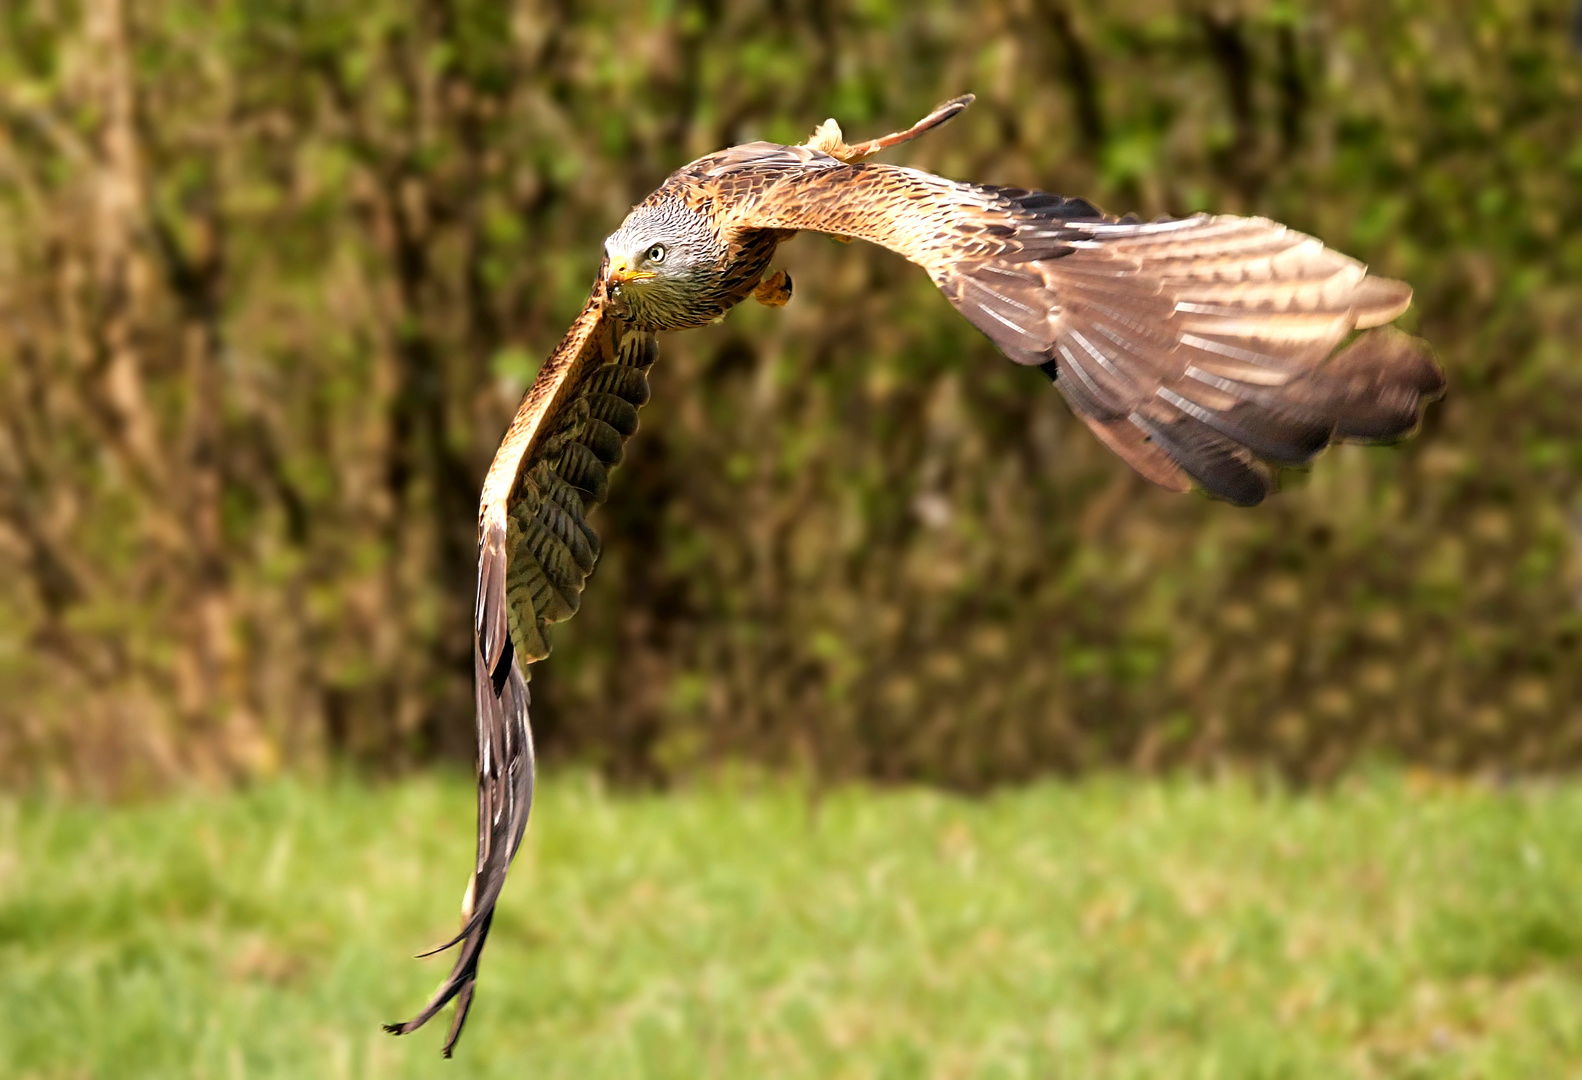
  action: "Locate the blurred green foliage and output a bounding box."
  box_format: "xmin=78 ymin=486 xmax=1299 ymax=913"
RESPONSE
xmin=0 ymin=0 xmax=1579 ymax=793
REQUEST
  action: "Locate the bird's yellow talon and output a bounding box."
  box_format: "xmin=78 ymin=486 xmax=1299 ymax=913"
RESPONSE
xmin=754 ymin=269 xmax=793 ymax=307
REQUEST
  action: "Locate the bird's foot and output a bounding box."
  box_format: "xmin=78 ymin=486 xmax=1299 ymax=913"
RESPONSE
xmin=753 ymin=269 xmax=793 ymax=307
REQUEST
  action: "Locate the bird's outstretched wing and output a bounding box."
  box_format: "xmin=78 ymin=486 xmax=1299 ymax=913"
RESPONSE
xmin=384 ymin=280 xmax=656 ymax=1056
xmin=701 ymin=99 xmax=1443 ymax=504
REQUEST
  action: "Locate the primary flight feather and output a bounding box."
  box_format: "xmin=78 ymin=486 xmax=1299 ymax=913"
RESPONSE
xmin=385 ymin=94 xmax=1443 ymax=1055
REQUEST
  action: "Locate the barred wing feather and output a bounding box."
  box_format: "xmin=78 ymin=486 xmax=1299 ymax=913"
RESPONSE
xmin=384 ymin=284 xmax=656 ymax=1056
xmin=723 ymin=161 xmax=1441 ymax=505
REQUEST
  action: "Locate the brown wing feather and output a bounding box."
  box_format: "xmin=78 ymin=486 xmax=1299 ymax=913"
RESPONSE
xmin=385 ymin=279 xmax=657 ymax=1055
xmin=714 ymin=155 xmax=1442 ymax=504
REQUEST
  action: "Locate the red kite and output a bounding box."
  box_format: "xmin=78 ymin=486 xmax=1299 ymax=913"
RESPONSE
xmin=386 ymin=94 xmax=1442 ymax=1055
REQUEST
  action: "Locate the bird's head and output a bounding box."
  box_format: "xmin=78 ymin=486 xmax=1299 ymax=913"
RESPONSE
xmin=601 ymin=200 xmax=722 ymax=330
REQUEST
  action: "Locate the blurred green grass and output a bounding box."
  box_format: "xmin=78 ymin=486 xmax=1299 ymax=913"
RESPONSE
xmin=5 ymin=772 xmax=1582 ymax=1078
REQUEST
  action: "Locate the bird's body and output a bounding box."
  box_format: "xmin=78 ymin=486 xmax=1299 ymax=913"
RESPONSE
xmin=387 ymin=95 xmax=1443 ymax=1056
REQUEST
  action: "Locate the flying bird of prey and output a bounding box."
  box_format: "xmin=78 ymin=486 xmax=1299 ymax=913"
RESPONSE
xmin=385 ymin=94 xmax=1443 ymax=1054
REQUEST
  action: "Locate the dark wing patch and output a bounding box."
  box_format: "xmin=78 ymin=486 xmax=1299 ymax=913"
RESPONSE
xmin=385 ymin=288 xmax=657 ymax=1056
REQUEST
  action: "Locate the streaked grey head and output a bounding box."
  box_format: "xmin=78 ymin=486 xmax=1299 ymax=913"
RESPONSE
xmin=603 ymin=199 xmax=724 ymax=331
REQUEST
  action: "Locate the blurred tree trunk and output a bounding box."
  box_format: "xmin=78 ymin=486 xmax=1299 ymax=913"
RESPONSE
xmin=78 ymin=0 xmax=256 ymax=782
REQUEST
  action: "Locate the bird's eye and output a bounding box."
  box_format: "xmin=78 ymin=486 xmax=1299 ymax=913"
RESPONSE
xmin=646 ymin=244 xmax=666 ymax=263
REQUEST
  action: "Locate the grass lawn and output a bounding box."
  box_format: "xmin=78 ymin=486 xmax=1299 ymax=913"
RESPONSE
xmin=4 ymin=770 xmax=1582 ymax=1078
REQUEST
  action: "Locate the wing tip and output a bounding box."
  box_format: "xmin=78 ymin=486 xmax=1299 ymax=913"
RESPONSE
xmin=383 ymin=919 xmax=488 ymax=1055
xmin=1117 ymin=327 xmax=1442 ymax=504
xmin=1329 ymin=326 xmax=1446 ymax=442
xmin=831 ymin=92 xmax=977 ymax=161
xmin=381 ymin=972 xmax=478 ymax=1058
xmin=934 ymin=92 xmax=976 ymax=118
xmin=1354 ymin=274 xmax=1413 ymax=328
xmin=388 ymin=640 xmax=533 ymax=1057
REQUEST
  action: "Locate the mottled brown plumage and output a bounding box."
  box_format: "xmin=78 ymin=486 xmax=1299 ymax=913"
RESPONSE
xmin=386 ymin=94 xmax=1443 ymax=1055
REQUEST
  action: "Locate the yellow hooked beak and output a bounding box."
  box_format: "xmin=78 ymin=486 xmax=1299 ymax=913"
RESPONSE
xmin=606 ymin=255 xmax=657 ymax=289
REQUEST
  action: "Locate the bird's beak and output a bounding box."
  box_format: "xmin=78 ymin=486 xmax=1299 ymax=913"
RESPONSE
xmin=606 ymin=255 xmax=656 ymax=289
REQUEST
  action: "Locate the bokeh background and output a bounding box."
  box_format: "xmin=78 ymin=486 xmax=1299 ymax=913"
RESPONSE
xmin=3 ymin=1 xmax=1582 ymax=1073
xmin=2 ymin=1 xmax=1581 ymax=796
